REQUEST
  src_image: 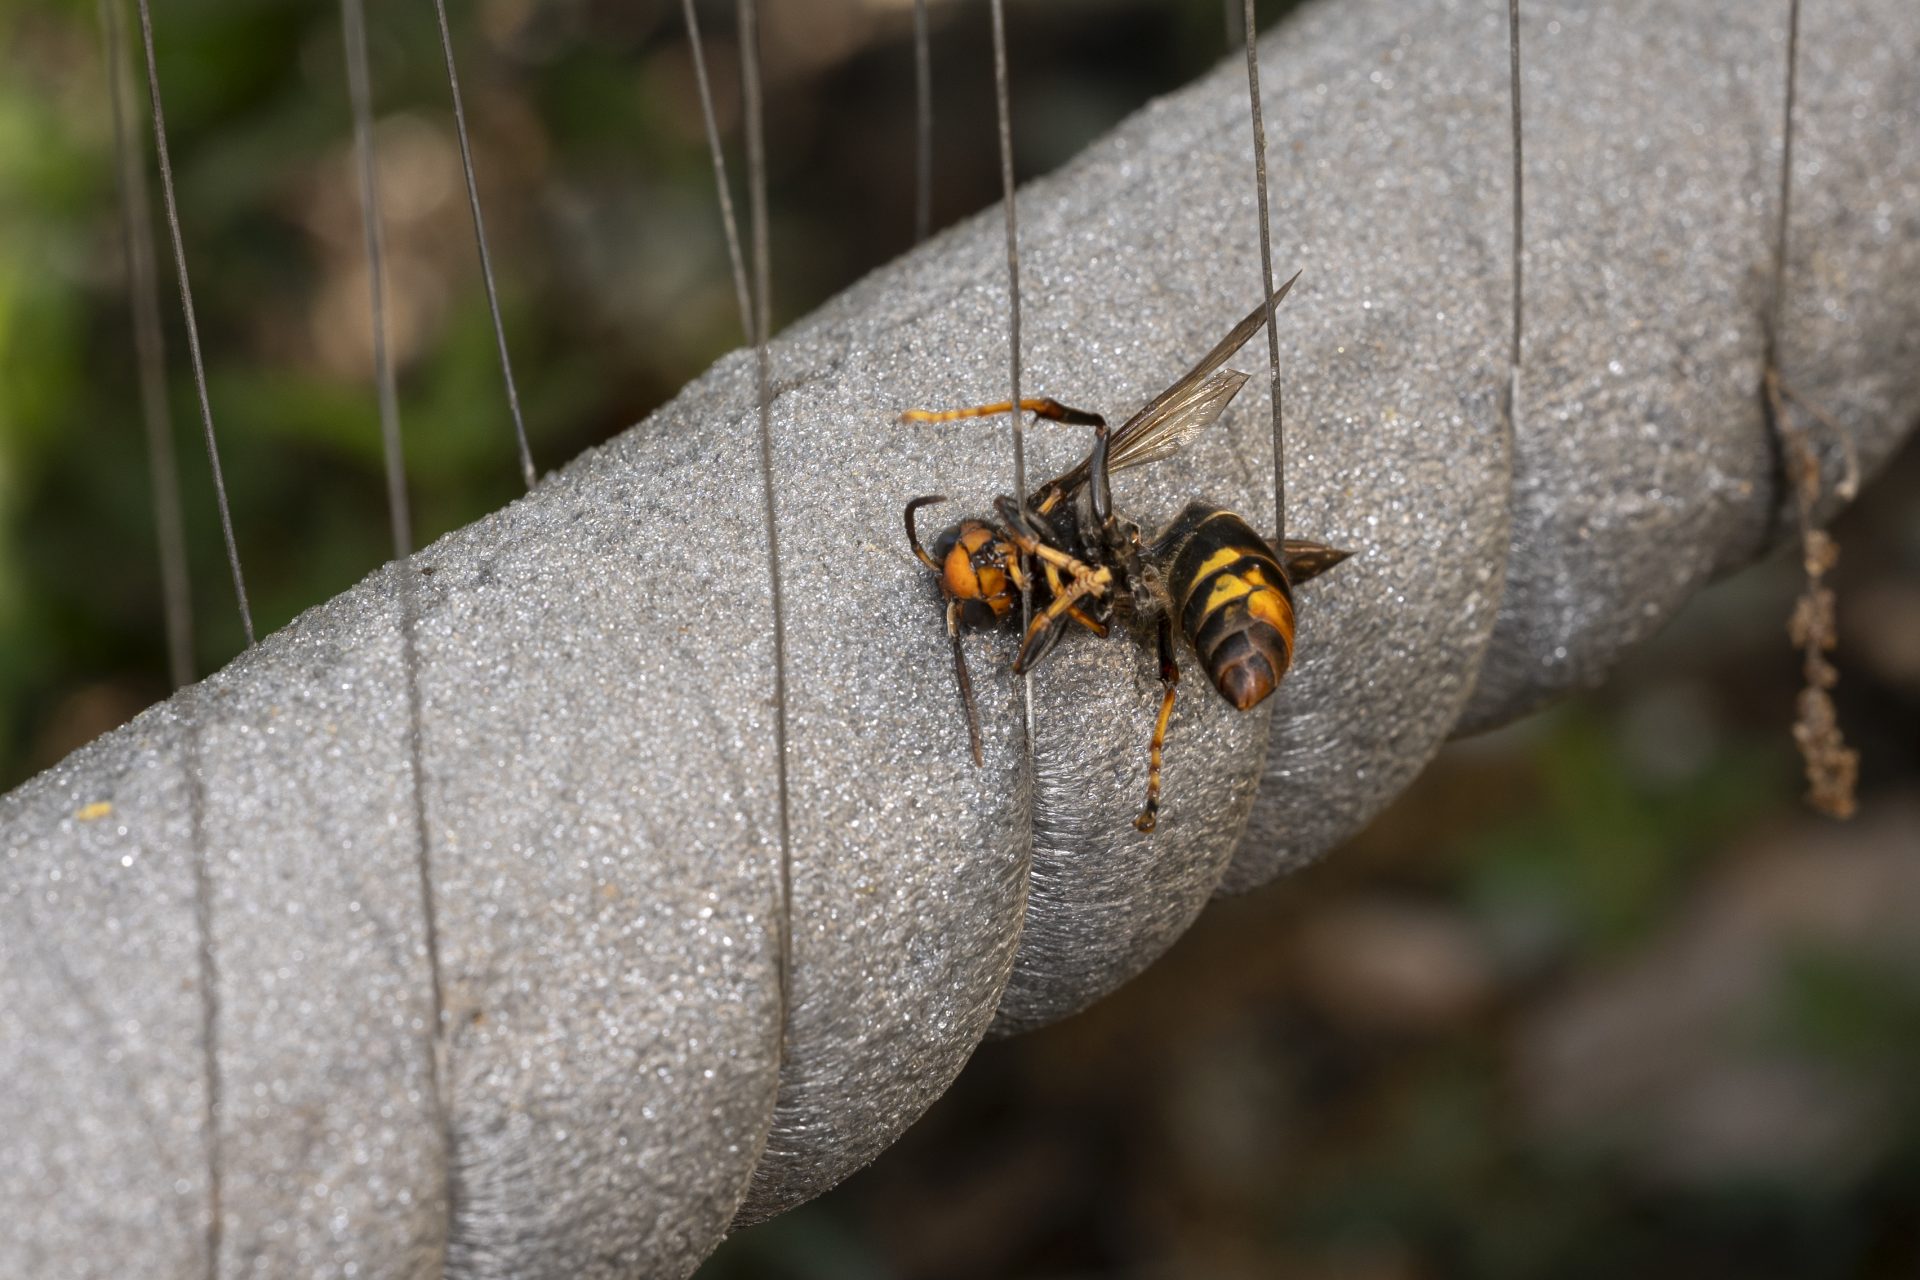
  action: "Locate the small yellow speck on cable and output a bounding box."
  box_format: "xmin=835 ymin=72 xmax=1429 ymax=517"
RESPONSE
xmin=76 ymin=801 xmax=114 ymax=822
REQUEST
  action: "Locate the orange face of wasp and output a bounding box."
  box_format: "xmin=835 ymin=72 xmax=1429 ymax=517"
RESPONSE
xmin=933 ymin=520 xmax=1022 ymax=628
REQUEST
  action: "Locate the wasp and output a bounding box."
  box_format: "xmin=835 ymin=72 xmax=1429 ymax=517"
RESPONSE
xmin=903 ymin=273 xmax=1351 ymax=832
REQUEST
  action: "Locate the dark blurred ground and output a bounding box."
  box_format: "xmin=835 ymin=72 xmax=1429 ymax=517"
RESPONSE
xmin=2 ymin=1 xmax=1917 ymax=1276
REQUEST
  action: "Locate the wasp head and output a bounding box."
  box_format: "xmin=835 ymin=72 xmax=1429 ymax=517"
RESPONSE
xmin=905 ymin=495 xmax=1024 ymax=630
xmin=933 ymin=520 xmax=1021 ymax=626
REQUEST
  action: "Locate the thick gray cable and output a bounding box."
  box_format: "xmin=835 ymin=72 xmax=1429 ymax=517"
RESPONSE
xmin=3 ymin=0 xmax=1916 ymax=1275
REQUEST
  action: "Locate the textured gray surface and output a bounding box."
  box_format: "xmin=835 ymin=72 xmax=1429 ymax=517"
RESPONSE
xmin=1455 ymin=0 xmax=1920 ymax=732
xmin=2 ymin=0 xmax=1917 ymax=1275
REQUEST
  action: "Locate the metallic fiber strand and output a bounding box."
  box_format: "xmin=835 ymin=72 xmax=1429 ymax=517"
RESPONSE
xmin=134 ymin=0 xmax=253 ymax=647
xmin=684 ymin=0 xmax=755 ymax=340
xmin=432 ymin=0 xmax=537 ymax=490
xmin=101 ymin=0 xmax=194 ymax=691
xmin=738 ymin=0 xmax=795 ymax=1015
xmin=339 ymin=0 xmax=454 ymax=1235
xmin=125 ymin=8 xmax=228 ymax=1271
xmin=1765 ymin=0 xmax=1800 ymax=368
xmin=1241 ymin=0 xmax=1285 ymax=538
xmin=1506 ymin=0 xmax=1524 ymax=426
xmin=987 ymin=0 xmax=1033 ymax=740
xmin=914 ymin=0 xmax=933 ymax=243
xmin=987 ymin=0 xmax=1027 ymax=515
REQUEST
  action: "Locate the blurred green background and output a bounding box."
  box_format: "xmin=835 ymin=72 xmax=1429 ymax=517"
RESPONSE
xmin=3 ymin=0 xmax=1918 ymax=1276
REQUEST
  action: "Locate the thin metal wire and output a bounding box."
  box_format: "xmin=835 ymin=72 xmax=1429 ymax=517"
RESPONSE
xmin=737 ymin=0 xmax=796 ymax=1021
xmin=339 ymin=0 xmax=454 ymax=1224
xmin=987 ymin=0 xmax=1032 ymax=740
xmin=913 ymin=0 xmax=933 ymax=243
xmin=101 ymin=0 xmax=193 ymax=690
xmin=134 ymin=0 xmax=253 ymax=647
xmin=683 ymin=0 xmax=754 ymax=340
xmin=1505 ymin=0 xmax=1524 ymax=434
xmin=127 ymin=9 xmax=229 ymax=1268
xmin=431 ymin=0 xmax=536 ymax=490
xmin=1765 ymin=0 xmax=1800 ymax=369
xmin=1240 ymin=0 xmax=1284 ymax=540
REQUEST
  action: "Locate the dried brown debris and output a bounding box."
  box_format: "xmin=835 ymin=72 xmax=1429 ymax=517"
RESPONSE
xmin=1765 ymin=367 xmax=1860 ymax=819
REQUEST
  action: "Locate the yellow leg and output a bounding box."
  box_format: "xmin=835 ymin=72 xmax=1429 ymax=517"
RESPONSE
xmin=1006 ymin=529 xmax=1105 ymax=583
xmin=1013 ymin=569 xmax=1110 ymax=673
xmin=899 ymin=397 xmax=1105 ymax=427
xmin=1134 ymin=618 xmax=1180 ymax=833
xmin=1042 ymin=559 xmax=1107 ymax=636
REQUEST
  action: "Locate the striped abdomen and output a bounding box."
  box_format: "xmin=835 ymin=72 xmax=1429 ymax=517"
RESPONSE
xmin=1159 ymin=502 xmax=1295 ymax=711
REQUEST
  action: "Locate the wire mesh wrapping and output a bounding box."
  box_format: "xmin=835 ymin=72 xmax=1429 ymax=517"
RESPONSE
xmin=4 ymin=0 xmax=1919 ymax=1275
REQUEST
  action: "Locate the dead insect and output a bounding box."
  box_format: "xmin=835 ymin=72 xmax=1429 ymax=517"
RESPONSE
xmin=903 ymin=272 xmax=1351 ymax=831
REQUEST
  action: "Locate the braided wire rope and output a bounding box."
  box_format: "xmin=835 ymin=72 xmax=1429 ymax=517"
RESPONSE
xmin=4 ymin=0 xmax=1917 ymax=1275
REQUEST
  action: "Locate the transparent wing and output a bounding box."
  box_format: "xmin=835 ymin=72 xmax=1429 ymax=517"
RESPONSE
xmin=1031 ymin=271 xmax=1300 ymax=504
xmin=1117 ymin=270 xmax=1297 ymax=443
xmin=1105 ymin=367 xmax=1250 ymax=476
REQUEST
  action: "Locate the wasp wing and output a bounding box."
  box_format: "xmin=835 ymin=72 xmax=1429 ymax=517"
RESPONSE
xmin=1120 ymin=270 xmax=1299 ymax=439
xmin=1105 ymin=367 xmax=1250 ymax=475
xmin=1031 ymin=271 xmax=1301 ymax=504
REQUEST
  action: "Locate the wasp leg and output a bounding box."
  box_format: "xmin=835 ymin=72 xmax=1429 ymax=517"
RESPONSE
xmin=992 ymin=494 xmax=1049 ymax=546
xmin=1013 ymin=568 xmax=1111 ymax=674
xmin=990 ymin=496 xmax=1106 ymax=582
xmin=905 ymin=495 xmax=948 ymax=570
xmin=1134 ymin=615 xmax=1180 ymax=834
xmin=1041 ymin=558 xmax=1108 ymax=636
xmin=899 ymin=397 xmax=1106 ymax=428
xmin=945 ymin=599 xmax=985 ymax=767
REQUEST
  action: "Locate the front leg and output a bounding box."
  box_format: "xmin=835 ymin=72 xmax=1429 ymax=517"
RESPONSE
xmin=945 ymin=600 xmax=984 ymax=767
xmin=899 ymin=397 xmax=1106 ymax=428
xmin=1012 ymin=566 xmax=1113 ymax=675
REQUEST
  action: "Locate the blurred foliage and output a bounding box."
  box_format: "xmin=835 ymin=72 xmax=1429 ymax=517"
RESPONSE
xmin=2 ymin=0 xmax=1917 ymax=1277
xmin=0 ymin=0 xmax=1261 ymax=783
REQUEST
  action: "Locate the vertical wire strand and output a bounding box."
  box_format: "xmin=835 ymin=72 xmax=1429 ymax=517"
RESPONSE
xmin=1764 ymin=0 xmax=1800 ymax=369
xmin=101 ymin=0 xmax=193 ymax=690
xmin=128 ymin=6 xmax=230 ymax=1269
xmin=1762 ymin=0 xmax=1857 ymax=499
xmin=987 ymin=0 xmax=1033 ymax=743
xmin=1505 ymin=1 xmax=1524 ymax=446
xmin=913 ymin=0 xmax=933 ymax=243
xmin=339 ymin=0 xmax=454 ymax=1223
xmin=134 ymin=0 xmax=253 ymax=647
xmin=987 ymin=0 xmax=1027 ymax=515
xmin=682 ymin=0 xmax=754 ymax=337
xmin=431 ymin=0 xmax=537 ymax=490
xmin=737 ymin=0 xmax=796 ymax=1023
xmin=1240 ymin=0 xmax=1285 ymax=540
